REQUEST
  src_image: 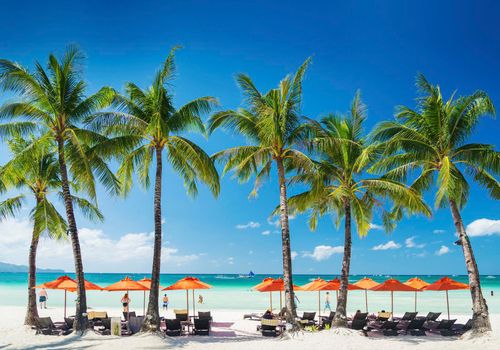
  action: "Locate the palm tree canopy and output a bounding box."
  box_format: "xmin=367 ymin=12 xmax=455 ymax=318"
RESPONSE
xmin=87 ymin=47 xmax=220 ymax=197
xmin=371 ymin=74 xmax=499 ymax=209
xmin=287 ymin=92 xmax=431 ymax=236
xmin=0 ymin=46 xmax=120 ymax=200
xmin=208 ymin=58 xmax=314 ymax=197
xmin=0 ymin=134 xmax=103 ymax=238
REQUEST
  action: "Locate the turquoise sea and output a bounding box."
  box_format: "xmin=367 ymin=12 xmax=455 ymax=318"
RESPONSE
xmin=1 ymin=273 xmax=499 ymax=316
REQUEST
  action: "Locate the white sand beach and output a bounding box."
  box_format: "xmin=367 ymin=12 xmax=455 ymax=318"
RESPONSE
xmin=0 ymin=306 xmax=499 ymax=350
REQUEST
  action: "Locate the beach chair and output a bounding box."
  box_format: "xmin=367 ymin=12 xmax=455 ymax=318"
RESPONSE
xmin=198 ymin=311 xmax=213 ymax=322
xmin=165 ymin=319 xmax=182 ymax=336
xmin=64 ymin=317 xmax=74 ymax=331
xmin=426 ymin=319 xmax=457 ymax=336
xmin=95 ymin=318 xmax=111 ymax=335
xmin=34 ymin=317 xmax=71 ymax=336
xmin=260 ymin=318 xmax=280 ymax=337
xmin=394 ymin=312 xmax=417 ymax=322
xmin=299 ymin=312 xmax=316 ymax=327
xmin=123 ymin=311 xmax=136 ymax=320
xmin=320 ymin=311 xmax=335 ymax=329
xmin=402 ymin=318 xmax=426 ymax=336
xmin=193 ymin=318 xmax=210 ymax=336
xmin=375 ymin=311 xmax=392 ymax=322
xmin=423 ymin=312 xmax=441 ymax=321
xmin=348 ymin=312 xmax=368 ymax=329
xmin=367 ymin=320 xmax=399 ymax=336
xmin=174 ymin=309 xmax=188 ymax=322
xmin=450 ymin=319 xmax=473 ymax=335
xmin=128 ymin=316 xmax=144 ymax=334
xmin=350 ymin=318 xmax=368 ymax=333
xmin=243 ymin=312 xmax=262 ymax=321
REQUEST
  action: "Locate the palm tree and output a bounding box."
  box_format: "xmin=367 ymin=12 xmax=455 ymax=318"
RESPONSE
xmin=372 ymin=74 xmax=498 ymax=333
xmin=0 ymin=47 xmax=119 ymax=331
xmin=0 ymin=135 xmax=103 ymax=326
xmin=286 ymin=92 xmax=431 ymax=327
xmin=208 ymin=58 xmax=313 ymax=327
xmin=86 ymin=47 xmax=220 ymax=332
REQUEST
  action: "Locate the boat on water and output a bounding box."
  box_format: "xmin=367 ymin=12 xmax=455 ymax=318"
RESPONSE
xmin=238 ymin=271 xmax=255 ymax=279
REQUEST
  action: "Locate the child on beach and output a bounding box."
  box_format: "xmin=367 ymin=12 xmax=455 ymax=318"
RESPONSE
xmin=162 ymin=294 xmax=169 ymax=311
xmin=39 ymin=288 xmax=48 ymax=309
xmin=121 ymin=293 xmax=131 ymax=313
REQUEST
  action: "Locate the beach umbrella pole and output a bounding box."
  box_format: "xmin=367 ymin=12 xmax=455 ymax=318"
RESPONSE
xmin=280 ymin=291 xmax=282 ymax=310
xmin=318 ymin=291 xmax=321 ymax=319
xmin=364 ymin=290 xmax=368 ymax=313
xmin=64 ymin=290 xmax=67 ymax=318
xmin=391 ymin=291 xmax=394 ymax=318
xmin=192 ymin=289 xmax=196 ymax=318
xmin=446 ymin=290 xmax=450 ymax=320
xmin=143 ymin=291 xmax=146 ymax=316
xmin=186 ymin=290 xmax=189 ymax=317
xmin=414 ymin=291 xmax=417 ymax=312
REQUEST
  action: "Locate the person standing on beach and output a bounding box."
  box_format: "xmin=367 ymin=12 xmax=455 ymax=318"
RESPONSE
xmin=121 ymin=293 xmax=131 ymax=313
xmin=39 ymin=288 xmax=48 ymax=309
xmin=324 ymin=292 xmax=332 ymax=312
xmin=198 ymin=294 xmax=204 ymax=304
xmin=162 ymin=294 xmax=169 ymax=311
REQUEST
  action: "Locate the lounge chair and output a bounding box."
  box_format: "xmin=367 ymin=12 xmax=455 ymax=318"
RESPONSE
xmin=348 ymin=312 xmax=368 ymax=329
xmin=95 ymin=318 xmax=111 ymax=335
xmin=123 ymin=311 xmax=136 ymax=320
xmin=174 ymin=309 xmax=188 ymax=322
xmin=128 ymin=316 xmax=144 ymax=334
xmin=402 ymin=318 xmax=426 ymax=336
xmin=165 ymin=319 xmax=182 ymax=336
xmin=193 ymin=318 xmax=210 ymax=336
xmin=350 ymin=318 xmax=368 ymax=333
xmin=426 ymin=319 xmax=457 ymax=336
xmin=198 ymin=311 xmax=213 ymax=322
xmin=394 ymin=312 xmax=418 ymax=322
xmin=34 ymin=317 xmax=71 ymax=336
xmin=320 ymin=311 xmax=335 ymax=329
xmin=423 ymin=312 xmax=441 ymax=321
xmin=243 ymin=312 xmax=262 ymax=321
xmin=450 ymin=319 xmax=473 ymax=335
xmin=370 ymin=320 xmax=399 ymax=336
xmin=374 ymin=311 xmax=392 ymax=322
xmin=260 ymin=318 xmax=281 ymax=337
xmin=299 ymin=312 xmax=316 ymax=327
xmin=64 ymin=317 xmax=74 ymax=331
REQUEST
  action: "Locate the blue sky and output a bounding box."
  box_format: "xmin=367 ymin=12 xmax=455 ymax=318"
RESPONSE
xmin=0 ymin=0 xmax=499 ymax=275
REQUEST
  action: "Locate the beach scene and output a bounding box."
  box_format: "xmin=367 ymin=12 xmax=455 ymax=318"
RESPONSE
xmin=0 ymin=1 xmax=499 ymax=349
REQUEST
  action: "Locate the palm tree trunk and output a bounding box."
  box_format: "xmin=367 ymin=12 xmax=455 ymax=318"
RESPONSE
xmin=142 ymin=147 xmax=162 ymax=332
xmin=333 ymin=199 xmax=352 ymax=328
xmin=276 ymin=158 xmax=298 ymax=327
xmin=57 ymin=137 xmax=87 ymax=332
xmin=449 ymin=199 xmax=491 ymax=333
xmin=24 ymin=200 xmax=40 ymax=326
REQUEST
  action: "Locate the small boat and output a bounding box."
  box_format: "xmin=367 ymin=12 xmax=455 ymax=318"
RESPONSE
xmin=238 ymin=271 xmax=255 ymax=278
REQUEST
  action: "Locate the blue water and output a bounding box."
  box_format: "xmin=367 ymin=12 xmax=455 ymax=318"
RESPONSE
xmin=1 ymin=273 xmax=499 ymax=316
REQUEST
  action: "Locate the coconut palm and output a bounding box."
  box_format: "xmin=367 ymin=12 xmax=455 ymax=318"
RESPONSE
xmin=208 ymin=58 xmax=312 ymax=326
xmin=286 ymin=92 xmax=431 ymax=327
xmin=371 ymin=74 xmax=498 ymax=333
xmin=86 ymin=47 xmax=220 ymax=332
xmin=0 ymin=47 xmax=119 ymax=331
xmin=0 ymin=134 xmax=103 ymax=326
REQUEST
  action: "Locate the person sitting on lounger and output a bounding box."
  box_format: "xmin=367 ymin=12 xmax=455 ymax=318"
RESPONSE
xmin=262 ymin=309 xmax=274 ymax=320
xmin=121 ymin=293 xmax=131 ymax=313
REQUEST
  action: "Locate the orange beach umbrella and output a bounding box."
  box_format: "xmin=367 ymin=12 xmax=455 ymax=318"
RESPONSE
xmin=163 ymin=277 xmax=212 ymax=317
xmin=404 ymin=277 xmax=430 ymax=312
xmin=370 ymin=278 xmax=418 ymax=316
xmin=252 ymin=278 xmax=276 ymax=310
xmin=317 ymin=278 xmax=363 ymax=315
xmin=424 ymin=277 xmax=469 ymax=319
xmin=104 ymin=276 xmax=149 ymax=318
xmin=255 ymin=278 xmax=303 ymax=311
xmin=35 ymin=275 xmax=102 ymax=318
xmin=301 ymin=278 xmax=327 ymax=319
xmin=353 ymin=277 xmax=380 ymax=312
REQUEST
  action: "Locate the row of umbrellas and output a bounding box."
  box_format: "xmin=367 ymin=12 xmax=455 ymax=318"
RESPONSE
xmin=252 ymin=276 xmax=469 ymax=319
xmin=36 ymin=276 xmax=212 ymax=318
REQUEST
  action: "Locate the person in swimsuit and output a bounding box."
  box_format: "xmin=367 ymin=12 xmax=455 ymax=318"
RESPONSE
xmin=162 ymin=294 xmax=169 ymax=311
xmin=121 ymin=293 xmax=131 ymax=313
xmin=324 ymin=291 xmax=332 ymax=312
xmin=39 ymin=288 xmax=48 ymax=309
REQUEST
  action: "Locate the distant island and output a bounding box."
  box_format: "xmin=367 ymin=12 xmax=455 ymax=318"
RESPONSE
xmin=0 ymin=262 xmax=64 ymax=273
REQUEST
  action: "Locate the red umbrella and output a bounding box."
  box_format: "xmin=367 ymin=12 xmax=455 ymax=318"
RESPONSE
xmin=163 ymin=277 xmax=212 ymax=317
xmin=255 ymin=278 xmax=303 ymax=311
xmin=353 ymin=277 xmax=380 ymax=312
xmin=404 ymin=277 xmax=430 ymax=312
xmin=370 ymin=278 xmax=418 ymax=317
xmin=301 ymin=278 xmax=327 ymax=318
xmin=137 ymin=277 xmax=153 ymax=316
xmin=424 ymin=277 xmax=469 ymax=319
xmin=252 ymin=278 xmax=276 ymax=310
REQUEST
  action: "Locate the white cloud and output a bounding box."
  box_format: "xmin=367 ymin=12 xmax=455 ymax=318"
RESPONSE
xmin=0 ymin=217 xmax=200 ymax=272
xmin=405 ymin=236 xmax=425 ymax=249
xmin=433 ymin=229 xmax=446 ymax=234
xmin=261 ymin=230 xmax=271 ymax=236
xmin=291 ymin=251 xmax=298 ymax=260
xmin=303 ymin=245 xmax=343 ymax=261
xmin=236 ymin=221 xmax=260 ymax=229
xmin=267 ymin=215 xmax=295 ymax=228
xmin=372 ymin=240 xmax=401 ymax=251
xmin=466 ymin=219 xmax=500 ymax=237
xmin=227 ymin=257 xmax=235 ymax=265
xmin=436 ymin=245 xmax=450 ymax=256
xmin=369 ymin=223 xmax=384 ymax=230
